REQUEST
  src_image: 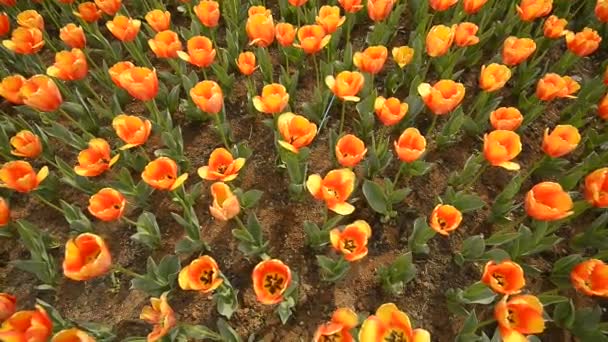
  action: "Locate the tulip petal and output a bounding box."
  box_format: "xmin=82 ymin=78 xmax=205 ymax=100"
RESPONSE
xmin=306 ymin=174 xmax=322 ymax=198
xmin=329 ymin=201 xmax=355 ymax=215
xmin=36 ymin=166 xmax=49 ymax=183
xmin=170 ymin=173 xmax=188 ymax=191
xmin=498 ymin=161 xmax=521 ymax=171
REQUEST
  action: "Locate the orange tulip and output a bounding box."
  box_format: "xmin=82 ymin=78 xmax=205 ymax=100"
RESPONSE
xmin=294 ymin=24 xmax=330 ymax=54
xmin=307 ymin=168 xmax=356 ymax=215
xmin=330 ymin=220 xmax=372 ymax=261
xmin=316 ymin=6 xmax=346 ymax=34
xmin=571 ymin=259 xmax=608 ymax=297
xmin=479 ymin=63 xmax=511 ymax=92
xmin=517 ymin=0 xmax=552 ymax=21
xmin=374 ymin=96 xmax=408 ymax=126
xmin=108 ymin=61 xmax=134 ymax=87
xmin=178 ymin=255 xmax=223 ymax=292
xmin=2 ymin=27 xmax=44 ymax=54
xmin=495 ymin=295 xmax=545 ymax=342
xmin=429 ymin=0 xmax=458 ymax=11
xmin=10 ymin=130 xmax=42 ymax=158
xmin=177 ymin=35 xmax=215 ymax=67
xmin=454 ymin=22 xmax=479 ymax=47
xmin=394 ymin=127 xmax=426 ymax=163
xmin=502 ymin=36 xmax=536 ymax=66
xmin=275 ymin=22 xmax=296 ymax=47
xmin=325 ymin=71 xmax=365 ymax=102
xmin=542 ymin=125 xmax=580 ymax=158
xmin=208 ymin=182 xmax=240 ymax=221
xmin=106 ymin=15 xmax=141 ymax=42
xmin=190 ymin=80 xmax=223 ymax=114
xmin=599 ymin=93 xmax=608 ymax=120
xmin=0 ymin=305 xmax=52 ymax=341
xmin=74 ymin=138 xmax=118 ymax=177
xmin=0 ymin=293 xmax=16 ymax=321
xmin=353 ymin=45 xmax=388 ymax=74
xmin=277 ymin=112 xmax=317 ymax=153
xmin=359 ymin=303 xmax=431 ymax=342
xmin=597 ymin=0 xmax=608 ymax=22
xmin=536 ymin=73 xmax=579 ymax=101
xmin=313 ymin=308 xmax=358 ymax=342
xmin=0 ymin=0 xmax=14 ymax=5
xmin=142 ymin=157 xmax=188 ymax=191
xmin=145 ymin=9 xmax=171 ymax=32
xmin=335 ymin=134 xmax=367 ymax=168
xmin=194 ymin=0 xmax=220 ymax=28
xmin=288 ymin=0 xmax=308 ymax=6
xmin=236 ymin=51 xmax=256 ymax=75
xmin=47 ymin=48 xmax=88 ymax=81
xmin=367 ymin=0 xmax=394 ymax=22
xmin=429 ymin=204 xmax=462 ymax=235
xmin=252 ymin=259 xmax=292 ymax=305
xmin=426 ymin=24 xmax=455 ymax=57
xmin=490 ymin=107 xmax=523 ymax=131
xmin=88 ymin=188 xmax=126 ymax=222
xmin=198 ymin=148 xmax=245 ymax=182
xmin=525 ymin=182 xmax=573 ymax=221
xmin=584 ymin=168 xmax=608 ymax=208
xmin=140 ymin=292 xmax=176 ymax=342
xmin=20 ymin=75 xmax=63 ymax=112
xmin=95 ymin=0 xmax=122 ymax=15
xmin=565 ymin=28 xmax=602 ymax=57
xmin=112 ymin=114 xmax=152 ymax=149
xmin=253 ymin=83 xmax=289 ymax=114
xmin=0 ymin=161 xmax=47 ymax=193
xmin=51 ymin=328 xmax=95 ymax=342
xmin=16 ymin=10 xmax=44 ymax=30
xmin=483 ymin=130 xmax=522 ymax=170
xmin=481 ymin=260 xmax=526 ymax=295
xmin=74 ymin=2 xmax=102 ymax=23
xmin=543 ymin=15 xmax=567 ymax=39
xmin=392 ymin=45 xmax=414 ymax=68
xmin=338 ymin=0 xmax=364 ymax=13
xmin=63 ymin=233 xmax=112 ymax=281
xmin=463 ymin=0 xmax=489 ymax=14
xmin=246 ymin=9 xmax=274 ymax=47
xmin=60 ymin=24 xmax=86 ymax=49
xmin=0 ymin=74 xmax=25 ymax=105
xmin=0 ymin=197 xmax=8 ymax=227
xmin=0 ymin=12 xmax=9 ymax=37
xmin=148 ymin=30 xmax=182 ymax=59
xmin=418 ymin=80 xmax=465 ymax=115
xmin=118 ymin=67 xmax=159 ymax=102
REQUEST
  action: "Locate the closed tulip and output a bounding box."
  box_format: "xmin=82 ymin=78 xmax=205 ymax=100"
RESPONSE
xmin=463 ymin=0 xmax=489 ymax=14
xmin=112 ymin=114 xmax=152 ymax=149
xmin=252 ymin=259 xmax=292 ymax=305
xmin=392 ymin=45 xmax=414 ymax=68
xmin=60 ymin=24 xmax=86 ymax=49
xmin=495 ymin=295 xmax=545 ymax=342
xmin=106 ymin=15 xmax=141 ymax=42
xmin=571 ymin=259 xmax=608 ymax=297
xmin=483 ymin=130 xmax=522 ymax=170
xmin=479 ymin=63 xmax=512 ymax=92
xmin=140 ymin=292 xmax=176 ymax=342
xmin=190 ymin=80 xmax=223 ymax=114
xmin=429 ymin=0 xmax=458 ymax=11
xmin=598 ymin=93 xmax=608 ymax=120
xmin=0 ymin=197 xmax=8 ymax=227
xmin=148 ymin=30 xmax=182 ymax=58
xmin=108 ymin=61 xmax=134 ymax=87
xmin=294 ymin=24 xmax=330 ymax=54
xmin=0 ymin=12 xmax=9 ymax=37
xmin=338 ymin=0 xmax=364 ymax=13
xmin=597 ymin=0 xmax=608 ymax=22
xmin=0 ymin=74 xmax=25 ymax=104
xmin=10 ymin=130 xmax=42 ymax=158
xmin=394 ymin=127 xmax=426 ymax=162
xmin=353 ymin=45 xmax=388 ymax=74
xmin=418 ymin=80 xmax=465 ymax=115
xmin=0 ymin=305 xmax=52 ymax=341
xmin=145 ymin=10 xmax=171 ymax=32
xmin=95 ymin=0 xmax=121 ymax=15
xmin=536 ymin=73 xmax=579 ymax=101
xmin=0 ymin=161 xmax=47 ymax=193
xmin=275 ymin=22 xmax=296 ymax=47
xmin=429 ymin=204 xmax=462 ymax=235
xmin=490 ymin=107 xmax=523 ymax=131
xmin=253 ymin=83 xmax=289 ymax=114
xmin=316 ymin=6 xmax=345 ymax=34
xmin=74 ymin=138 xmax=119 ymax=177
xmin=330 ymin=220 xmax=372 ymax=261
xmin=51 ymin=328 xmax=95 ymax=342
xmin=481 ymin=260 xmax=526 ymax=295
xmin=565 ymin=28 xmax=602 ymax=57
xmin=142 ymin=157 xmax=188 ymax=191
xmin=336 ymin=134 xmax=367 ymax=167
xmin=2 ymin=27 xmax=44 ymax=54
xmin=178 ymin=255 xmax=223 ymax=292
xmin=88 ymin=188 xmax=126 ymax=222
xmin=542 ymin=125 xmax=580 ymax=158
xmin=74 ymin=2 xmax=102 ymax=23
xmin=194 ymin=0 xmax=220 ymax=28
xmin=236 ymin=51 xmax=256 ymax=75
xmin=454 ymin=22 xmax=479 ymax=47
xmin=426 ymin=24 xmax=455 ymax=57
xmin=47 ymin=48 xmax=88 ymax=81
xmin=288 ymin=0 xmax=308 ymax=6
xmin=367 ymin=0 xmax=394 ymax=22
xmin=517 ymin=0 xmax=552 ymax=21
xmin=502 ymin=36 xmax=536 ymax=66
xmin=325 ymin=71 xmax=364 ymax=102
xmin=0 ymin=293 xmax=16 ymax=321
xmin=209 ymin=182 xmax=240 ymax=221
xmin=246 ymin=10 xmax=274 ymax=47
xmin=584 ymin=168 xmax=608 ymax=208
xmin=277 ymin=112 xmax=317 ymax=153
xmin=314 ymin=308 xmax=358 ymax=342
xmin=525 ymin=182 xmax=573 ymax=221
xmin=20 ymin=75 xmax=63 ymax=112
xmin=118 ymin=67 xmax=159 ymax=101
xmin=63 ymin=233 xmax=112 ymax=281
xmin=198 ymin=148 xmax=245 ymax=182
xmin=543 ymin=15 xmax=567 ymax=39
xmin=177 ymin=35 xmax=214 ymax=67
xmin=374 ymin=96 xmax=408 ymax=126
xmin=307 ymin=168 xmax=356 ymax=215
xmin=359 ymin=304 xmax=431 ymax=342
xmin=16 ymin=10 xmax=43 ymax=30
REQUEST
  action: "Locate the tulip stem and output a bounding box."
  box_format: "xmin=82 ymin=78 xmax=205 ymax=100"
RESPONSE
xmin=113 ymin=264 xmax=141 ymax=278
xmin=476 ymin=319 xmax=496 ymax=330
xmin=312 ymin=54 xmax=320 ymax=91
xmin=58 ymin=109 xmax=95 ymax=140
xmin=393 ymin=163 xmax=407 ymax=186
xmin=82 ymin=80 xmax=105 ymax=106
xmin=122 ymin=216 xmax=138 ymax=226
xmin=338 ymin=101 xmax=346 ymax=135
xmin=464 ymin=162 xmax=488 ymax=190
xmin=34 ymin=193 xmax=63 ymax=213
xmin=427 ymin=114 xmax=438 ymax=137
xmin=214 ymin=109 xmax=230 ymax=149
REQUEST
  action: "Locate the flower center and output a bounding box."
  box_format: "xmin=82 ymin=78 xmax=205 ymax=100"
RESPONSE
xmin=264 ymin=273 xmax=285 ymax=295
xmin=200 ymin=269 xmax=214 ymax=285
xmin=492 ymin=273 xmax=505 ymax=287
xmin=319 ymin=333 xmax=342 ymax=342
xmin=384 ymin=330 xmax=406 ymax=342
xmin=343 ymin=239 xmax=357 ymax=253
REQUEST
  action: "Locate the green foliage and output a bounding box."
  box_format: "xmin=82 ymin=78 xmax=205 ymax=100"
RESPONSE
xmin=12 ymin=220 xmax=58 ymax=289
xmin=378 ymin=253 xmax=417 ymax=295
xmin=131 ymin=255 xmax=180 ymax=297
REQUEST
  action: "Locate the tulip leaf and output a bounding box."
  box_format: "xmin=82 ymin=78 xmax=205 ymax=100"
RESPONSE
xmin=408 ymin=217 xmax=436 ymax=255
xmin=130 ymin=212 xmax=161 ymax=250
xmin=538 ymin=294 xmax=569 ymax=306
xmin=303 ymin=221 xmax=329 ymax=250
xmin=550 ymin=254 xmax=583 ymax=288
xmin=217 ymin=319 xmax=242 ymax=342
xmin=60 ymin=200 xmax=93 ymax=234
xmin=461 ymin=282 xmax=496 ymax=305
xmin=485 ymin=231 xmax=521 ymax=246
xmin=362 ymin=179 xmax=389 ymax=215
xmin=553 ymin=300 xmax=576 ymax=329
xmin=239 ymin=189 xmax=263 ymax=209
xmin=480 ymin=248 xmax=511 ymax=263
xmin=179 ymin=324 xmax=222 ymax=340
xmin=316 ymin=255 xmax=350 ymax=282
xmin=378 ymin=252 xmax=417 ymax=295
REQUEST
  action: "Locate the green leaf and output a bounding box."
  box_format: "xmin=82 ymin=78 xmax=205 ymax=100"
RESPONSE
xmin=240 ymin=189 xmax=263 ymax=209
xmin=553 ymin=300 xmax=576 ymax=329
xmin=538 ymin=294 xmax=569 ymax=306
xmin=462 ymin=282 xmax=496 ymax=304
xmin=362 ymin=180 xmax=389 ymax=214
xmin=217 ymin=318 xmax=242 ymax=342
xmin=408 ymin=217 xmax=436 ymax=255
xmin=485 ymin=231 xmax=520 ymax=246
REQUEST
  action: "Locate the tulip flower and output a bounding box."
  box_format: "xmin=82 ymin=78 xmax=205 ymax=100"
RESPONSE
xmin=426 ymin=24 xmax=455 ymax=57
xmin=142 ymin=157 xmax=188 ymax=191
xmin=517 ymin=0 xmax=552 ymax=22
xmin=359 ymin=303 xmax=431 ymax=342
xmin=108 ymin=61 xmax=134 ymax=87
xmin=479 ymin=63 xmax=512 ymax=92
xmin=178 ymin=255 xmax=223 ymax=292
xmin=330 ymin=220 xmax=372 ymax=261
xmin=0 ymin=197 xmax=8 ymax=227
xmin=63 ymin=233 xmax=112 ymax=281
xmin=542 ymin=125 xmax=580 ymax=158
xmin=9 ymin=130 xmax=40 ymax=160
xmin=313 ymin=308 xmax=358 ymax=342
xmin=0 ymin=74 xmax=25 ymax=105
xmin=47 ymin=48 xmax=88 ymax=81
xmin=118 ymin=67 xmax=159 ymax=102
xmin=0 ymin=305 xmax=52 ymax=341
xmin=418 ymin=80 xmax=465 ymax=115
xmin=140 ymin=292 xmax=176 ymax=342
xmin=252 ymin=259 xmax=292 ymax=305
xmin=335 ymin=134 xmax=367 ymax=168
xmin=0 ymin=13 xmax=9 ymax=37
xmin=246 ymin=9 xmax=274 ymax=47
xmin=74 ymin=2 xmax=102 ymax=23
xmin=194 ymin=0 xmax=220 ymax=28
xmin=429 ymin=204 xmax=462 ymax=235
xmin=584 ymin=168 xmax=608 ymax=208
xmin=60 ymin=24 xmax=86 ymax=49
xmin=525 ymin=182 xmax=573 ymax=221
xmin=597 ymin=0 xmax=608 ymax=22
xmin=316 ymin=6 xmax=346 ymax=34
xmin=495 ymin=295 xmax=545 ymax=342
xmin=236 ymin=51 xmax=256 ymax=76
xmin=253 ymin=83 xmax=289 ymax=114
xmin=198 ymin=148 xmax=245 ymax=182
xmin=454 ymin=22 xmax=479 ymax=47
xmin=0 ymin=0 xmax=14 ymax=5
xmin=394 ymin=127 xmax=426 ymax=163
xmin=190 ymin=80 xmax=223 ymax=114
xmin=339 ymin=0 xmax=364 ymax=13
xmin=275 ymin=22 xmax=296 ymax=47
xmin=0 ymin=293 xmax=16 ymax=321
xmin=482 ymin=260 xmax=526 ymax=295
xmin=2 ymin=27 xmax=44 ymax=54
xmin=571 ymin=259 xmax=608 ymax=297
xmin=88 ymin=188 xmax=126 ymax=222
xmin=392 ymin=46 xmax=414 ymax=68
xmin=502 ymin=37 xmax=536 ymax=66
xmin=490 ymin=107 xmax=523 ymax=131
xmin=483 ymin=130 xmax=522 ymax=170
xmin=429 ymin=0 xmax=458 ymax=11
xmin=248 ymin=5 xmax=270 ymax=16
xmin=307 ymin=168 xmax=356 ymax=215
xmin=145 ymin=10 xmax=171 ymax=32
xmin=74 ymin=138 xmax=118 ymax=177
xmin=294 ymin=24 xmax=331 ymax=55
xmin=565 ymin=28 xmax=602 ymax=57
xmin=112 ymin=114 xmax=152 ymax=149
xmin=599 ymin=93 xmax=608 ymax=120
xmin=463 ymin=0 xmax=489 ymax=14
xmin=208 ymin=182 xmax=240 ymax=221
xmin=106 ymin=15 xmax=141 ymax=42
xmin=543 ymin=15 xmax=567 ymax=39
xmin=367 ymin=0 xmax=394 ymax=22
xmin=95 ymin=0 xmax=122 ymax=15
xmin=51 ymin=328 xmax=95 ymax=342
xmin=177 ymin=36 xmax=215 ymax=68
xmin=353 ymin=45 xmax=388 ymax=75
xmin=536 ymin=73 xmax=579 ymax=101
xmin=148 ymin=30 xmax=182 ymax=59
xmin=0 ymin=161 xmax=48 ymax=193
xmin=374 ymin=96 xmax=408 ymax=126
xmin=325 ymin=71 xmax=364 ymax=102
xmin=16 ymin=10 xmax=43 ymax=30
xmin=277 ymin=112 xmax=317 ymax=153
xmin=20 ymin=78 xmax=63 ymax=116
